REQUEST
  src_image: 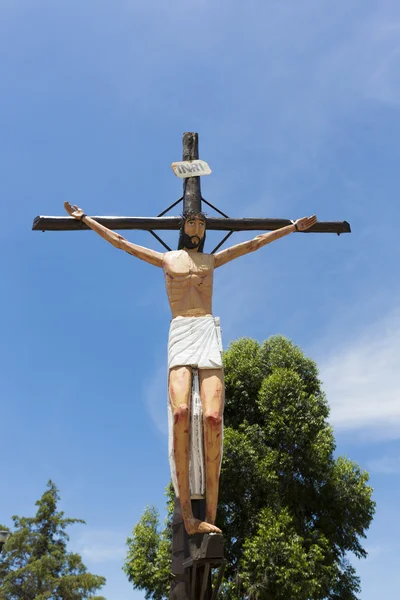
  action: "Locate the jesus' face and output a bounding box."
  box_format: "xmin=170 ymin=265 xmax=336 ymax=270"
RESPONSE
xmin=182 ymin=216 xmax=206 ymax=251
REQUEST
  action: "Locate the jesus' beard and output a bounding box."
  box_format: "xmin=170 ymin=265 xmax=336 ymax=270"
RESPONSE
xmin=182 ymin=232 xmax=205 ymax=251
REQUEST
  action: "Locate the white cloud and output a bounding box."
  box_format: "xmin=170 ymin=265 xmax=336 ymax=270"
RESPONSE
xmin=319 ymin=309 xmax=400 ymax=437
xmin=144 ymin=363 xmax=168 ymax=436
xmin=364 ymin=543 xmax=387 ymax=561
xmin=367 ymin=456 xmax=400 ymax=474
xmin=74 ymin=529 xmax=126 ymax=564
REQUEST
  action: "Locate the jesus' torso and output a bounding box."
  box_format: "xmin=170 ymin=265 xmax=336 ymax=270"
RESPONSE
xmin=163 ymin=250 xmax=214 ymax=319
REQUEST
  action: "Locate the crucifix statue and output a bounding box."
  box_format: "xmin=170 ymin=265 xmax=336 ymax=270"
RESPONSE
xmin=63 ymin=201 xmax=317 ymax=536
xmin=33 ymin=132 xmax=350 ymax=598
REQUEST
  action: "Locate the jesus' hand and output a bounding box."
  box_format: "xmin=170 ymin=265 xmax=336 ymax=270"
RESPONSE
xmin=64 ymin=201 xmax=85 ymax=220
xmin=294 ymin=215 xmax=317 ymax=231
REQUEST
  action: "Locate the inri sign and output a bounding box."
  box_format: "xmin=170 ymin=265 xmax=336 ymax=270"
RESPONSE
xmin=171 ymin=159 xmax=212 ymax=178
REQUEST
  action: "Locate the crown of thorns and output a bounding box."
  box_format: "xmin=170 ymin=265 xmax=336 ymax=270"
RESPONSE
xmin=180 ymin=210 xmax=207 ymax=224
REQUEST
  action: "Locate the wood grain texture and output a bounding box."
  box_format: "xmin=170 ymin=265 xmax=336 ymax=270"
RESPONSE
xmin=182 ymin=132 xmax=202 ymax=215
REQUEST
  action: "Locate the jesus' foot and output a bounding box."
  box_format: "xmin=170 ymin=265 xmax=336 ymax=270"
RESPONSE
xmin=184 ymin=518 xmax=222 ymax=535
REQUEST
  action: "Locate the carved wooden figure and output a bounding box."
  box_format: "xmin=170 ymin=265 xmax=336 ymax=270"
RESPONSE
xmin=63 ymin=199 xmax=316 ymax=535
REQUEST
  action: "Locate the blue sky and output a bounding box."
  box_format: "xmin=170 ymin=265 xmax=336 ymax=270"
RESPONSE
xmin=1 ymin=0 xmax=400 ymax=598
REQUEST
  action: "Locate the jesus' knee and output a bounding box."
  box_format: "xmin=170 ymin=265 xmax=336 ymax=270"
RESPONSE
xmin=173 ymin=404 xmax=190 ymax=426
xmin=204 ymin=410 xmax=223 ymax=429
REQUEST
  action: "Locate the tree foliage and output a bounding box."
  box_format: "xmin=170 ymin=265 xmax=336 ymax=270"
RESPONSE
xmin=123 ymin=505 xmax=171 ymax=600
xmin=0 ymin=481 xmax=106 ymax=600
xmin=124 ymin=336 xmax=375 ymax=599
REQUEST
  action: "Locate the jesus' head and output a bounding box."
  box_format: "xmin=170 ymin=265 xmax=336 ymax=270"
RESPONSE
xmin=178 ymin=212 xmax=206 ymax=252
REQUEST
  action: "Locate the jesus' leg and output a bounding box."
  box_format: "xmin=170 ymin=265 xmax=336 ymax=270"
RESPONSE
xmin=169 ymin=365 xmax=222 ymax=535
xmin=199 ymin=368 xmax=224 ymax=529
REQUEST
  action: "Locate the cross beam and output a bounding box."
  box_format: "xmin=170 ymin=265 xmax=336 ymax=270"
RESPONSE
xmin=32 ymin=215 xmax=351 ymax=234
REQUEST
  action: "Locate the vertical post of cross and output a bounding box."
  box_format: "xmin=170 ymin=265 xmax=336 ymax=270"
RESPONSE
xmin=182 ymin=131 xmax=202 ymax=214
xmin=170 ymin=133 xmax=212 ymax=600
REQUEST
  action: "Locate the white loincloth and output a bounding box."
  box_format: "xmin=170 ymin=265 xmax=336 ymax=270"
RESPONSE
xmin=167 ymin=316 xmax=223 ymax=499
xmin=168 ymin=315 xmax=223 ymax=370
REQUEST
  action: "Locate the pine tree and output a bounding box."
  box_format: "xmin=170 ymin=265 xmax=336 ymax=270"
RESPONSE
xmin=0 ymin=481 xmax=106 ymax=600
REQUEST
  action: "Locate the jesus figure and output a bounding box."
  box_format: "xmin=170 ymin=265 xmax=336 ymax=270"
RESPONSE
xmin=64 ymin=201 xmax=316 ymax=535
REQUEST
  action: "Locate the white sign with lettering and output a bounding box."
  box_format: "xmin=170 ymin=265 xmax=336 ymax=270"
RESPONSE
xmin=171 ymin=160 xmax=212 ymax=178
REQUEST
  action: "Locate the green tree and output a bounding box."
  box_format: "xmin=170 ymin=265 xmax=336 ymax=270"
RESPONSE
xmin=124 ymin=336 xmax=375 ymax=599
xmin=0 ymin=481 xmax=106 ymax=600
xmin=123 ymin=505 xmax=171 ymax=600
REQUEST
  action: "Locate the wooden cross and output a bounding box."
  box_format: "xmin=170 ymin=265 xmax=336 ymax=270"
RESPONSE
xmin=32 ymin=133 xmax=350 ymax=243
xmin=32 ymin=132 xmax=350 ymax=600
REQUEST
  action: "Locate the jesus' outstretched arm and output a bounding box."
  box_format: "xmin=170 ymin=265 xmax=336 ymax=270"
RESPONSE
xmin=214 ymin=214 xmax=317 ymax=268
xmin=64 ymin=202 xmax=164 ymax=267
